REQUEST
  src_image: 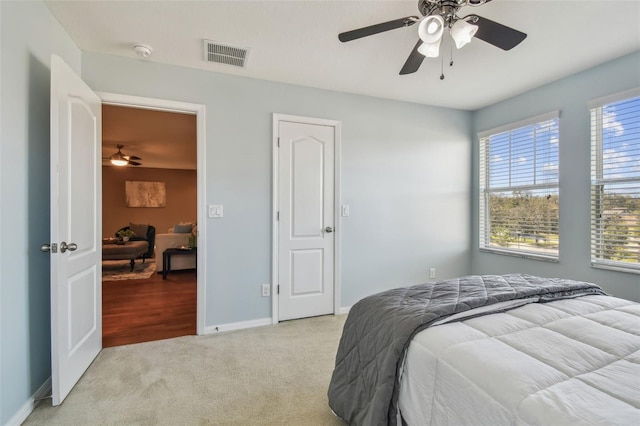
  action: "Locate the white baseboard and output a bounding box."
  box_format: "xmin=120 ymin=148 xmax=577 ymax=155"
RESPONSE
xmin=6 ymin=376 xmax=51 ymax=426
xmin=203 ymin=317 xmax=272 ymax=334
xmin=338 ymin=306 xmax=351 ymax=315
xmin=203 ymin=310 xmax=351 ymax=335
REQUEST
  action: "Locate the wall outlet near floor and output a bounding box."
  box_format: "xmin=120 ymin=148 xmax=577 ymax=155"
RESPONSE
xmin=261 ymin=284 xmax=271 ymax=297
xmin=429 ymin=268 xmax=436 ymax=279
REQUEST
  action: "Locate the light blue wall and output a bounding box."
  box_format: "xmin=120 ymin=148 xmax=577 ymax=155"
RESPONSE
xmin=11 ymin=3 xmax=636 ymax=424
xmin=0 ymin=1 xmax=81 ymax=424
xmin=81 ymin=52 xmax=473 ymax=325
xmin=471 ymin=51 xmax=640 ymax=301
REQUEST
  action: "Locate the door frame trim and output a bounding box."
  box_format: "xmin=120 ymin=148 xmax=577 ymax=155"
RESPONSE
xmin=271 ymin=113 xmax=341 ymax=324
xmin=97 ymin=92 xmax=207 ymax=335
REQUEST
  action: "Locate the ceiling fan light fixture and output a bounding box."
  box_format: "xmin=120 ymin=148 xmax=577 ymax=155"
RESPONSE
xmin=110 ymin=145 xmax=129 ymax=166
xmin=110 ymin=154 xmax=128 ymax=167
xmin=418 ymin=15 xmax=445 ymax=44
xmin=417 ymin=39 xmax=442 ymax=58
xmin=338 ymin=0 xmax=528 ymax=76
xmin=450 ymin=19 xmax=479 ymax=49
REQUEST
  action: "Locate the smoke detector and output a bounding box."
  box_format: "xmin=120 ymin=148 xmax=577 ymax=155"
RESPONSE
xmin=133 ymin=44 xmax=153 ymax=58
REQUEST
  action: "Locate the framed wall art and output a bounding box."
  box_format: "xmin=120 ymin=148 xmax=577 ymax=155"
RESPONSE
xmin=125 ymin=181 xmax=166 ymax=208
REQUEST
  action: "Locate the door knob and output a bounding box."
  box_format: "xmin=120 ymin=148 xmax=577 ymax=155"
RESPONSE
xmin=325 ymin=226 xmax=334 ymax=233
xmin=60 ymin=242 xmax=78 ymax=253
xmin=41 ymin=243 xmax=57 ymax=253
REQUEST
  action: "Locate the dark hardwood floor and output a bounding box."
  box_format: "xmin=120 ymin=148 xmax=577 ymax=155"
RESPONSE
xmin=102 ymin=269 xmax=197 ymax=347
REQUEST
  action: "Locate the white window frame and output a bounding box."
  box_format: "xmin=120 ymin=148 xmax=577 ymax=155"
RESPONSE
xmin=478 ymin=111 xmax=560 ymax=261
xmin=589 ymin=87 xmax=640 ymax=274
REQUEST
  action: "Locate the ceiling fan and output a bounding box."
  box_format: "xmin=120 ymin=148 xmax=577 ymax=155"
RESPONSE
xmin=339 ymin=0 xmax=527 ymax=76
xmin=106 ymin=144 xmax=142 ymax=166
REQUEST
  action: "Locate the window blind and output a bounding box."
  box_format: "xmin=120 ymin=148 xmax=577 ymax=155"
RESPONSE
xmin=590 ymin=92 xmax=640 ymax=273
xmin=479 ymin=112 xmax=560 ymax=259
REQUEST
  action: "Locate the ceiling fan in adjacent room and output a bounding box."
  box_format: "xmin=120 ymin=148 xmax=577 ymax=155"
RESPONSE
xmin=106 ymin=144 xmax=142 ymax=166
xmin=338 ymin=0 xmax=527 ymax=76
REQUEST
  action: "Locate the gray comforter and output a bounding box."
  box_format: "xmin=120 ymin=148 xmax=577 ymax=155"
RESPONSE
xmin=327 ymin=274 xmax=606 ymax=426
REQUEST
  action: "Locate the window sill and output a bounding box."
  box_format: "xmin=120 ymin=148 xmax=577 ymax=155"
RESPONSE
xmin=591 ymin=261 xmax=640 ymax=275
xmin=479 ymin=247 xmax=559 ymax=263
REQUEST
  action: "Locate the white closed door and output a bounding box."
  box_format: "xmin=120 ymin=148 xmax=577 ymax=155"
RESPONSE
xmin=49 ymin=55 xmax=102 ymax=405
xmin=278 ymin=120 xmax=335 ymax=321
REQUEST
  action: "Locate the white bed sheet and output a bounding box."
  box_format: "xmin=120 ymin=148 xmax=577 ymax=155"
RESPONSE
xmin=398 ymin=295 xmax=640 ymax=425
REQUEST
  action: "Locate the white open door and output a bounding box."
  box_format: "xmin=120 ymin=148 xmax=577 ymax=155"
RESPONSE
xmin=48 ymin=55 xmax=102 ymax=405
xmin=276 ymin=118 xmax=337 ymax=321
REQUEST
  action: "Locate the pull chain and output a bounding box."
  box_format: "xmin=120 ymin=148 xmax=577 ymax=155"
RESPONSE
xmin=439 ymin=37 xmax=455 ymax=80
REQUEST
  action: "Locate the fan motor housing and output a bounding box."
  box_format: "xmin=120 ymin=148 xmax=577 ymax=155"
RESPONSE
xmin=419 ymin=1 xmax=460 ymax=20
xmin=419 ymin=0 xmax=489 ymax=17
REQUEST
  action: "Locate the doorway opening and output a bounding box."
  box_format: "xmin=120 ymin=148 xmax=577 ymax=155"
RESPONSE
xmin=99 ymin=94 xmax=206 ymax=345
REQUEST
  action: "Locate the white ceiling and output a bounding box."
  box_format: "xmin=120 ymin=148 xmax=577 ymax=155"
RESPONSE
xmin=45 ymin=0 xmax=640 ymax=111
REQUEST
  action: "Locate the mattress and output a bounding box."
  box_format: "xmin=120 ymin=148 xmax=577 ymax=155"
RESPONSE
xmin=398 ymin=295 xmax=640 ymax=425
xmin=328 ymin=274 xmax=607 ymax=425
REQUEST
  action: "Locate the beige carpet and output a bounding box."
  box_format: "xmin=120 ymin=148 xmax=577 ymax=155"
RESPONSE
xmin=102 ymin=259 xmax=156 ymax=281
xmin=24 ymin=315 xmax=348 ymax=425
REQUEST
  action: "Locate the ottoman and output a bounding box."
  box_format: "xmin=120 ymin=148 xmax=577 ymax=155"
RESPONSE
xmin=102 ymin=241 xmax=149 ymax=271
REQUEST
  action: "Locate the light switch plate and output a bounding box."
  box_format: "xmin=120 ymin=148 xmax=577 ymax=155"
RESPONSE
xmin=342 ymin=205 xmax=350 ymax=217
xmin=209 ymin=204 xmax=223 ymax=218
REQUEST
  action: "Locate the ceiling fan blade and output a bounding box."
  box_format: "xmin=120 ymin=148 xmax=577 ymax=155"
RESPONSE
xmin=473 ymin=15 xmax=527 ymax=51
xmin=399 ymin=40 xmax=426 ymax=75
xmin=128 ymin=160 xmax=142 ymax=166
xmin=339 ymin=16 xmax=419 ymax=42
xmin=124 ymin=155 xmax=142 ymax=160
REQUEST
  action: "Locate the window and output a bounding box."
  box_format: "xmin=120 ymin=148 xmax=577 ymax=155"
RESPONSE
xmin=590 ymin=89 xmax=640 ymax=274
xmin=479 ymin=111 xmax=560 ymax=260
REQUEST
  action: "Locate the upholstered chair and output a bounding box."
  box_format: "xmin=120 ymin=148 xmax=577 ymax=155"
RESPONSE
xmin=115 ymin=224 xmax=156 ymax=262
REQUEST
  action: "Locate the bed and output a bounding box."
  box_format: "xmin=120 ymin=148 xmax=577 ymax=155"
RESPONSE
xmin=327 ymin=274 xmax=640 ymax=426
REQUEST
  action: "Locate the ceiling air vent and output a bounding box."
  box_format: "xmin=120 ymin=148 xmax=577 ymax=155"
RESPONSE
xmin=204 ymin=40 xmax=249 ymax=68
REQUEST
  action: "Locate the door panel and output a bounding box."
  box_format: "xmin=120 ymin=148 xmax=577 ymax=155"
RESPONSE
xmin=278 ymin=120 xmax=334 ymax=321
xmin=292 ymin=139 xmax=324 ymax=237
xmin=291 ymin=249 xmax=324 ymax=295
xmin=68 ymin=268 xmax=97 ymax=352
xmin=50 ymin=55 xmax=102 ymax=405
xmin=68 ymin=100 xmax=97 ymax=252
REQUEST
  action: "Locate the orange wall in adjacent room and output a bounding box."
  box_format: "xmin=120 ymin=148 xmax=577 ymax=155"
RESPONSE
xmin=103 ymin=166 xmax=197 ymax=237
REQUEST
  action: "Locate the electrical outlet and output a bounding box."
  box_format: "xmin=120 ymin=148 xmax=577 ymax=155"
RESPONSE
xmin=429 ymin=268 xmax=436 ymax=279
xmin=261 ymin=284 xmax=271 ymax=297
